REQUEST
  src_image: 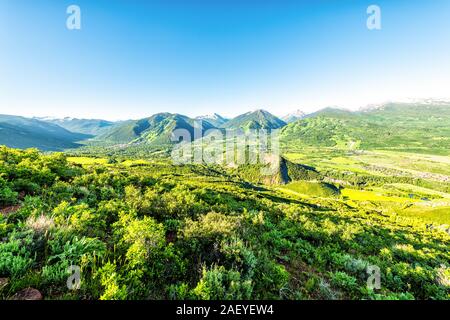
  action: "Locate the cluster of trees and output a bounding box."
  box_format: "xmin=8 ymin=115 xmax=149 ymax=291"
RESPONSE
xmin=0 ymin=147 xmax=448 ymax=300
xmin=321 ymin=168 xmax=450 ymax=194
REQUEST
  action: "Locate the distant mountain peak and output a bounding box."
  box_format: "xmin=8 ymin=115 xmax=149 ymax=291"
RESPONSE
xmin=222 ymin=109 xmax=286 ymax=130
xmin=282 ymin=109 xmax=306 ymax=123
xmin=359 ymin=99 xmax=450 ymax=112
xmin=197 ymin=113 xmax=226 ymax=120
xmin=195 ymin=113 xmax=228 ymax=127
xmin=253 ymin=108 xmax=272 ymax=115
xmin=34 ymin=116 xmax=60 ymax=121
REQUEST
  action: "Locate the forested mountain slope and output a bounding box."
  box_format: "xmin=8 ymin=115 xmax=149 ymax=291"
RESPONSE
xmin=0 ymin=115 xmax=89 ymax=151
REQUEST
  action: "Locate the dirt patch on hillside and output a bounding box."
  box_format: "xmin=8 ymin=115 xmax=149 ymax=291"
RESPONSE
xmin=11 ymin=288 xmax=43 ymax=300
xmin=0 ymin=204 xmax=21 ymax=217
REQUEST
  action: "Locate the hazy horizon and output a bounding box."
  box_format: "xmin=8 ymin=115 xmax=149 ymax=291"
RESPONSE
xmin=0 ymin=97 xmax=448 ymax=122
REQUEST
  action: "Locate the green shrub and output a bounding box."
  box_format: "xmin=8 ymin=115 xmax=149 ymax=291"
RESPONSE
xmin=122 ymin=216 xmax=165 ymax=267
xmin=330 ymin=271 xmax=358 ymax=292
xmin=252 ymin=256 xmax=289 ymax=299
xmin=0 ymin=183 xmax=18 ymax=206
xmin=47 ymin=236 xmax=106 ymax=268
xmin=219 ymin=238 xmax=257 ymax=278
xmin=42 ymin=262 xmax=70 ymax=285
xmin=0 ymin=233 xmax=35 ymax=277
xmin=192 ymin=265 xmax=253 ymax=300
xmin=168 ymin=283 xmax=192 ymax=300
xmin=95 ymin=262 xmax=128 ymax=300
xmin=182 ymin=212 xmax=239 ymax=241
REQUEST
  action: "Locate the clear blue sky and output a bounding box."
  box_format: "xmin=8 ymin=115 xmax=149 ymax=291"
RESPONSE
xmin=1 ymin=0 xmax=450 ymax=120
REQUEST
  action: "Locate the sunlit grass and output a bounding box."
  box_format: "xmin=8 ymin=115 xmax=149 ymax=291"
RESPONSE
xmin=400 ymin=205 xmax=450 ymax=225
xmin=280 ymin=181 xmax=339 ymax=198
xmin=341 ymin=188 xmax=417 ymax=203
xmin=120 ymin=159 xmax=151 ymax=166
xmin=67 ymin=157 xmax=108 ymax=165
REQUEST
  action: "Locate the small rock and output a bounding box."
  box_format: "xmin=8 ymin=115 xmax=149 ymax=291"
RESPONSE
xmin=0 ymin=278 xmax=9 ymax=290
xmin=12 ymin=288 xmax=43 ymax=300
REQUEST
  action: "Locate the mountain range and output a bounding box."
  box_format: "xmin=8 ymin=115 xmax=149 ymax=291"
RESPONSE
xmin=280 ymin=102 xmax=450 ymax=154
xmin=39 ymin=117 xmax=115 ymax=136
xmin=0 ymin=109 xmax=288 ymax=150
xmin=281 ymin=109 xmax=306 ymax=123
xmin=94 ymin=113 xmax=216 ymax=145
xmin=195 ymin=113 xmax=228 ymax=127
xmin=1 ymin=101 xmax=450 ymax=152
xmin=0 ymin=115 xmax=89 ymax=151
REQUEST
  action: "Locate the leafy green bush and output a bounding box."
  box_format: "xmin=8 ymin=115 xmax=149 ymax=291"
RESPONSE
xmin=95 ymin=262 xmax=128 ymax=300
xmin=182 ymin=212 xmax=239 ymax=241
xmin=0 ymin=177 xmax=17 ymax=206
xmin=219 ymin=238 xmax=257 ymax=278
xmin=168 ymin=283 xmax=192 ymax=300
xmin=330 ymin=271 xmax=358 ymax=292
xmin=0 ymin=232 xmax=35 ymax=277
xmin=48 ymin=235 xmax=103 ymax=265
xmin=192 ymin=265 xmax=253 ymax=300
xmin=122 ymin=216 xmax=165 ymax=267
xmin=252 ymin=254 xmax=290 ymax=299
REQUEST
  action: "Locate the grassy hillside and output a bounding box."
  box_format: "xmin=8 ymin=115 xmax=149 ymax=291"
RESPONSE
xmin=281 ymin=103 xmax=450 ymax=155
xmin=280 ymin=181 xmax=340 ymax=198
xmin=0 ymin=147 xmax=448 ymax=300
xmin=230 ymin=157 xmax=320 ymax=185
